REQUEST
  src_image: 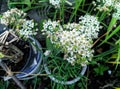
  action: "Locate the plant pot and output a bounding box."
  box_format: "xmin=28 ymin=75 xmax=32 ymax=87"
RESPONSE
xmin=44 ymin=59 xmax=87 ymax=85
xmin=0 ymin=30 xmax=43 ymax=80
xmin=15 ymin=36 xmax=43 ymax=80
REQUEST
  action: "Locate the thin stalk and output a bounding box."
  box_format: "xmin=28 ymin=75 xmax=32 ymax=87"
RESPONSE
xmin=69 ymin=0 xmax=83 ymax=22
xmin=0 ymin=59 xmax=26 ymax=89
xmin=99 ymin=11 xmax=107 ymax=22
xmin=96 ymin=10 xmax=100 ymax=17
xmin=88 ymin=5 xmax=95 ymax=14
xmin=115 ymin=39 xmax=120 ymax=69
xmin=53 ymin=10 xmax=58 ymax=20
xmin=100 ymin=24 xmax=120 ymax=46
xmin=33 ymin=77 xmax=37 ymax=89
xmin=60 ymin=0 xmax=65 ymax=24
xmin=98 ymin=17 xmax=117 ymax=46
xmin=105 ymin=17 xmax=117 ymax=38
xmin=86 ymin=3 xmax=92 ymax=13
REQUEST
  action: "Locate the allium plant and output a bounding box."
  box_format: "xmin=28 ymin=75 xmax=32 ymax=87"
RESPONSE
xmin=42 ymin=15 xmax=101 ymax=66
xmin=0 ymin=8 xmax=38 ymax=39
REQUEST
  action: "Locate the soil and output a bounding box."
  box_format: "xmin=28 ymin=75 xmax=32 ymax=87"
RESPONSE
xmin=0 ymin=39 xmax=30 ymax=76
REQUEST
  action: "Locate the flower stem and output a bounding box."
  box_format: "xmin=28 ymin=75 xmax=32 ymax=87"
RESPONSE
xmin=0 ymin=59 xmax=26 ymax=89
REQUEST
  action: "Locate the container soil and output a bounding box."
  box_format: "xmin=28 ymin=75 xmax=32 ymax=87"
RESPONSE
xmin=0 ymin=31 xmax=43 ymax=80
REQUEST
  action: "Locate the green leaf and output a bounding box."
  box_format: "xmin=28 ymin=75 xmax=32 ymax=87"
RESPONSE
xmin=100 ymin=25 xmax=120 ymax=46
xmin=46 ymin=38 xmax=53 ymax=51
xmin=94 ymin=65 xmax=109 ymax=76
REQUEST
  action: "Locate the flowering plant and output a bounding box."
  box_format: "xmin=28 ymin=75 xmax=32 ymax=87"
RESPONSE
xmin=0 ymin=8 xmax=38 ymax=40
xmin=42 ymin=15 xmax=101 ymax=66
xmin=0 ymin=8 xmax=38 ymax=63
xmin=4 ymin=0 xmax=120 ymax=88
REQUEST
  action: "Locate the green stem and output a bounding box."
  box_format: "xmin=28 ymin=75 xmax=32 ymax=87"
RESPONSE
xmin=105 ymin=17 xmax=117 ymax=39
xmin=100 ymin=24 xmax=120 ymax=46
xmin=53 ymin=10 xmax=58 ymax=20
xmin=60 ymin=0 xmax=65 ymax=24
xmin=69 ymin=0 xmax=83 ymax=22
xmin=99 ymin=11 xmax=107 ymax=21
xmin=96 ymin=10 xmax=100 ymax=17
xmin=107 ymin=17 xmax=117 ymax=32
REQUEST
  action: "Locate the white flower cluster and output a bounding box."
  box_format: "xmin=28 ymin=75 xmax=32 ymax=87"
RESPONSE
xmin=19 ymin=20 xmax=38 ymax=38
xmin=42 ymin=19 xmax=63 ymax=43
xmin=94 ymin=0 xmax=115 ymax=11
xmin=79 ymin=15 xmax=100 ymax=39
xmin=49 ymin=0 xmax=61 ymax=8
xmin=43 ymin=15 xmax=100 ymax=66
xmin=63 ymin=23 xmax=80 ymax=30
xmin=94 ymin=0 xmax=120 ymax=20
xmin=0 ymin=8 xmax=38 ymax=38
xmin=58 ymin=30 xmax=94 ymax=65
xmin=112 ymin=2 xmax=120 ymax=20
xmin=0 ymin=8 xmax=26 ymax=26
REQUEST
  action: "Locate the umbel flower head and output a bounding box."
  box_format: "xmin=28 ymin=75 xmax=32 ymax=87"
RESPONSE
xmin=79 ymin=14 xmax=100 ymax=39
xmin=94 ymin=0 xmax=120 ymax=20
xmin=0 ymin=8 xmax=26 ymax=26
xmin=112 ymin=1 xmax=120 ymax=20
xmin=49 ymin=0 xmax=61 ymax=8
xmin=42 ymin=15 xmax=101 ymax=66
xmin=58 ymin=30 xmax=94 ymax=66
xmin=94 ymin=0 xmax=115 ymax=11
xmin=0 ymin=8 xmax=38 ymax=39
xmin=42 ymin=19 xmax=63 ymax=43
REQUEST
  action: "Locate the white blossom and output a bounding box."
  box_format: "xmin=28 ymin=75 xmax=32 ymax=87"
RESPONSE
xmin=63 ymin=23 xmax=80 ymax=31
xmin=112 ymin=2 xmax=120 ymax=20
xmin=42 ymin=19 xmax=63 ymax=40
xmin=79 ymin=14 xmax=100 ymax=39
xmin=49 ymin=0 xmax=61 ymax=8
xmin=19 ymin=20 xmax=38 ymax=38
xmin=0 ymin=8 xmax=26 ymax=26
xmin=44 ymin=50 xmax=51 ymax=56
xmin=42 ymin=15 xmax=100 ymax=66
xmin=58 ymin=30 xmax=94 ymax=65
xmin=95 ymin=0 xmax=115 ymax=11
xmin=0 ymin=8 xmax=38 ymax=39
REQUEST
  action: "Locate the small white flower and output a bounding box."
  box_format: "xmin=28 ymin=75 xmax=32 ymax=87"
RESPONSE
xmin=42 ymin=16 xmax=100 ymax=66
xmin=108 ymin=70 xmax=112 ymax=75
xmin=112 ymin=2 xmax=120 ymax=20
xmin=42 ymin=19 xmax=63 ymax=42
xmin=95 ymin=0 xmax=115 ymax=11
xmin=49 ymin=0 xmax=61 ymax=8
xmin=56 ymin=30 xmax=94 ymax=65
xmin=79 ymin=14 xmax=100 ymax=39
xmin=64 ymin=23 xmax=80 ymax=30
xmin=19 ymin=20 xmax=37 ymax=38
xmin=0 ymin=8 xmax=26 ymax=26
xmin=49 ymin=0 xmax=60 ymax=5
xmin=44 ymin=50 xmax=51 ymax=56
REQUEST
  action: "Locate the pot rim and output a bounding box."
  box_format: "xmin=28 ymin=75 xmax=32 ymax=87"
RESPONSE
xmin=44 ymin=61 xmax=87 ymax=85
xmin=15 ymin=36 xmax=43 ymax=79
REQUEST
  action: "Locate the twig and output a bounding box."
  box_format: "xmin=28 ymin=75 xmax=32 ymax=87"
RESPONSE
xmin=100 ymin=84 xmax=113 ymax=89
xmin=92 ymin=32 xmax=107 ymax=47
xmin=0 ymin=59 xmax=26 ymax=89
xmin=0 ymin=30 xmax=19 ymax=45
xmin=100 ymin=80 xmax=117 ymax=89
xmin=12 ymin=71 xmax=48 ymax=76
